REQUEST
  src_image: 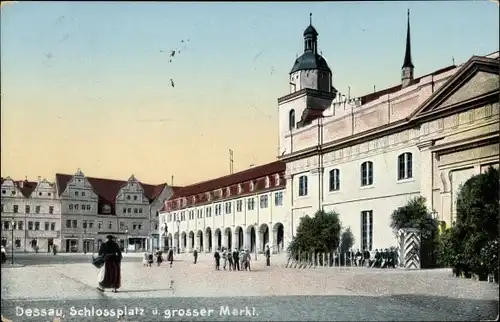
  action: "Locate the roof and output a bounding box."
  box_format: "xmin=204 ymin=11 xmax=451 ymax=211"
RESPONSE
xmin=172 ymin=161 xmax=285 ymax=198
xmin=360 ymin=65 xmax=457 ymax=105
xmin=0 ymin=177 xmax=40 ymax=197
xmin=290 ymin=52 xmax=331 ymax=74
xmin=55 ymin=173 xmax=179 ymax=205
xmin=165 ymin=161 xmax=286 ymax=211
xmin=303 ymin=25 xmax=318 ymax=37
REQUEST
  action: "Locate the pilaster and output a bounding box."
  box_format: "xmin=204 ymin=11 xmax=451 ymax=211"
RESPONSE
xmin=417 ymin=141 xmax=434 ymax=212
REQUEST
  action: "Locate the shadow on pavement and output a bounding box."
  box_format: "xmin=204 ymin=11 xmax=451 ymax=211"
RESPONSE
xmin=1 ymin=293 xmax=497 ymax=321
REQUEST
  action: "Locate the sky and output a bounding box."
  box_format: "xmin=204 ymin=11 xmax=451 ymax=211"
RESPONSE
xmin=1 ymin=1 xmax=498 ymax=186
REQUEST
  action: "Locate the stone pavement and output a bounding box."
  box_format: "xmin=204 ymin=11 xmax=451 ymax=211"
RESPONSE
xmin=1 ymin=252 xmax=498 ymax=321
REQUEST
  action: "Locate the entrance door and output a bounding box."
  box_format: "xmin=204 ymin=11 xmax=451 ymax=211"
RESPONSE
xmin=48 ymin=238 xmax=54 ymax=253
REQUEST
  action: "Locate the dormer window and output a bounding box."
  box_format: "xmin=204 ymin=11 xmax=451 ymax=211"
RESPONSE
xmin=265 ymin=176 xmax=270 ymax=188
xmin=206 ymin=192 xmax=212 ymax=202
xmin=192 ymin=196 xmax=196 ymax=205
xmin=275 ymin=174 xmax=280 ymax=186
xmin=218 ymin=189 xmax=223 ymax=197
xmin=250 ymin=181 xmax=255 ymax=191
xmin=237 ymin=184 xmax=243 ymax=194
xmin=226 ymin=187 xmax=231 ymax=197
xmin=177 ymin=199 xmax=181 ymax=207
xmin=182 ymin=198 xmax=187 ymax=207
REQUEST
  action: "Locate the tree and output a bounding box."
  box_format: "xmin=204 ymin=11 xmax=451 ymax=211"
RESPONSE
xmin=390 ymin=196 xmax=439 ymax=268
xmin=287 ymin=210 xmax=342 ymax=258
xmin=452 ymin=166 xmax=499 ymax=277
xmin=340 ymin=227 xmax=355 ymax=254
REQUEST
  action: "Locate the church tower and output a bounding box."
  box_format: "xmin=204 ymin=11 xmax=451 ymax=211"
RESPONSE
xmin=277 ymin=14 xmax=336 ymax=156
xmin=401 ymin=9 xmax=414 ymax=88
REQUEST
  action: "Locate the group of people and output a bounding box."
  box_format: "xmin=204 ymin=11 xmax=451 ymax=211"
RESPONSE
xmin=212 ymin=245 xmax=272 ymax=271
xmin=143 ymin=248 xmax=174 ymax=267
xmin=342 ymin=248 xmax=398 ymax=268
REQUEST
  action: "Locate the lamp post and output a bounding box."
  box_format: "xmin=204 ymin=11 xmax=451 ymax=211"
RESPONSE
xmin=163 ymin=224 xmax=168 ymax=250
xmin=125 ymin=226 xmax=129 ymax=253
xmin=176 ymin=219 xmax=182 ymax=253
xmin=430 ymin=210 xmax=438 ymax=220
xmin=11 ymin=217 xmax=15 ymax=264
xmin=254 ymin=223 xmax=258 ymax=261
xmin=83 ymin=218 xmax=87 ymax=254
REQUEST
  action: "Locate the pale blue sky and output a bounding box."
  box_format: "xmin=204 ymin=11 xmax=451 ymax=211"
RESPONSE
xmin=1 ymin=1 xmax=498 ymax=184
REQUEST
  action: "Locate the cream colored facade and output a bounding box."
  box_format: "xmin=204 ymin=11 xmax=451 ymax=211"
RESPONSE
xmin=279 ymin=53 xmax=499 ymax=251
xmin=159 ymin=186 xmax=287 ymax=254
xmin=1 ymin=177 xmax=61 ymax=252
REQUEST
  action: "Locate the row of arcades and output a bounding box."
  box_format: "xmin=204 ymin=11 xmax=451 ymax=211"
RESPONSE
xmin=162 ymin=222 xmax=285 ymax=254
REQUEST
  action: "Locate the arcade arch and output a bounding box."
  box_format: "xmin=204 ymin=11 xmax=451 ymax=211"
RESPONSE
xmin=273 ymin=222 xmax=284 ymax=253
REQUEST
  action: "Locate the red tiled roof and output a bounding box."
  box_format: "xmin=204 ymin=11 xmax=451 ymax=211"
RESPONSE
xmin=164 ymin=161 xmax=286 ymax=211
xmin=360 ymin=65 xmax=457 ymax=105
xmin=55 ymin=173 xmax=180 ymax=215
xmin=0 ymin=177 xmax=39 ymax=197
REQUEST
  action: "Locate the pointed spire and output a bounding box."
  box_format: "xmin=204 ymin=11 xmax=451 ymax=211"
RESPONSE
xmin=402 ymin=9 xmax=414 ymax=68
xmin=309 ymin=12 xmax=312 ymax=25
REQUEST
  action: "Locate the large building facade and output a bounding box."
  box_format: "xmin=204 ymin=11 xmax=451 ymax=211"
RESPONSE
xmin=159 ymin=162 xmax=287 ymax=254
xmin=54 ymin=170 xmax=177 ymax=252
xmin=1 ymin=177 xmax=61 ymax=252
xmin=278 ymin=15 xmax=499 ymax=251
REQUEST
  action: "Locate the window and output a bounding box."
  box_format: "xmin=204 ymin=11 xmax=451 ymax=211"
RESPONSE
xmin=134 ymin=208 xmax=138 ymax=214
xmin=44 ymin=222 xmax=49 ymax=230
xmin=236 ymin=200 xmax=243 ymax=212
xmin=83 ymin=221 xmax=87 ymax=229
xmin=0 ymin=205 xmax=3 ymax=213
xmin=197 ymin=209 xmax=202 ymax=219
xmin=66 ymin=220 xmax=71 ymax=228
xmin=82 ymin=191 xmax=86 ymax=196
xmin=127 ymin=208 xmax=131 ymax=213
xmin=298 ymin=176 xmax=308 ymax=196
xmin=139 ymin=208 xmax=143 ymax=213
xmin=75 ymin=204 xmax=79 ymax=210
xmin=11 ymin=190 xmax=15 ymax=195
xmin=329 ymin=169 xmax=340 ymax=191
xmin=18 ymin=221 xmax=23 ymax=230
xmin=260 ymin=195 xmax=268 ymax=209
xmin=3 ymin=221 xmax=9 ymax=230
xmin=75 ymin=191 xmax=79 ymax=196
xmin=398 ymin=153 xmax=413 ymax=180
xmin=34 ymin=222 xmax=39 ymax=230
xmin=25 ymin=205 xmax=30 ymax=213
xmin=167 ymin=214 xmax=172 ymax=222
xmin=132 ymin=224 xmax=137 ymax=230
xmin=225 ymin=202 xmax=232 ymax=214
xmin=81 ymin=204 xmax=85 ymax=211
xmin=98 ymin=221 xmax=103 ymax=229
xmin=72 ymin=220 xmax=77 ymax=228
xmin=86 ymin=205 xmax=91 ymax=210
xmin=15 ymin=239 xmax=21 ymax=247
xmin=50 ymin=222 xmax=55 ymax=231
xmin=215 ymin=204 xmax=221 ymax=216
xmin=39 ymin=192 xmax=42 ymax=196
xmin=361 ymin=210 xmax=373 ymax=251
xmin=88 ymin=221 xmax=94 ymax=229
xmin=189 ymin=210 xmax=194 ymax=220
xmin=133 ymin=196 xmax=137 ymax=200
xmin=154 ymin=223 xmax=158 ymax=230
xmin=48 ymin=193 xmax=51 ymax=196
xmin=49 ymin=206 xmax=54 ymax=214
xmin=108 ymin=222 xmax=112 ymax=229
xmin=206 ymin=207 xmax=212 ymax=217
xmin=247 ymin=197 xmax=255 ymax=211
xmin=138 ymin=224 xmax=142 ymax=230
xmin=69 ymin=204 xmax=73 ymax=210
xmin=289 ymin=109 xmax=296 ymax=130
xmin=13 ymin=205 xmax=18 ymax=213
xmin=120 ymin=221 xmax=125 ymax=230
xmin=1 ymin=190 xmax=5 ymax=194
xmin=28 ymin=221 xmax=34 ymax=230
xmin=274 ymin=191 xmax=283 ymax=206
xmin=12 ymin=221 xmax=16 ymax=230
xmin=127 ymin=195 xmax=131 ymax=200
xmin=361 ymin=161 xmax=374 ymax=186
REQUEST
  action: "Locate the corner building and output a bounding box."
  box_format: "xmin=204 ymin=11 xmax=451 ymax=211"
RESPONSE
xmin=278 ymin=14 xmax=499 ymax=251
xmin=159 ymin=162 xmax=286 ymax=254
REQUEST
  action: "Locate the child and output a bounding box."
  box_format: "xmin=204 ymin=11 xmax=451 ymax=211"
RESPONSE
xmin=147 ymin=253 xmax=154 ymax=267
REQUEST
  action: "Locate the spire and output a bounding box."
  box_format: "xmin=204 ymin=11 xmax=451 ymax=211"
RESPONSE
xmin=309 ymin=12 xmax=312 ymax=25
xmin=402 ymin=9 xmax=414 ymax=68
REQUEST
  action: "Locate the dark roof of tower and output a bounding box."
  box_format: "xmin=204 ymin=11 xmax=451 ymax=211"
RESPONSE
xmin=303 ymin=25 xmax=318 ymax=37
xmin=402 ymin=9 xmax=414 ymax=69
xmin=290 ymin=52 xmax=331 ymax=74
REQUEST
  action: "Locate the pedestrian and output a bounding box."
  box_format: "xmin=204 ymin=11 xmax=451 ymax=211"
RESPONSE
xmin=244 ymin=249 xmax=251 ymax=271
xmin=147 ymin=253 xmax=154 ymax=267
xmin=96 ymin=235 xmax=122 ymax=293
xmin=1 ymin=246 xmax=6 ymax=264
xmin=214 ymin=249 xmax=221 ymax=270
xmin=52 ymin=244 xmax=58 ymax=256
xmin=193 ymin=249 xmax=198 ymax=264
xmin=227 ymin=248 xmax=234 ymax=271
xmin=167 ymin=248 xmax=174 ymax=267
xmin=232 ymin=248 xmax=240 ymax=271
xmin=265 ymin=246 xmax=271 ymax=266
xmin=155 ymin=248 xmax=163 ymax=266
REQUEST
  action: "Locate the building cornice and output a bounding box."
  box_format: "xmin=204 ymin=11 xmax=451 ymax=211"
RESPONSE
xmin=431 ymin=133 xmax=499 ymax=155
xmin=278 ymin=88 xmax=336 ymax=105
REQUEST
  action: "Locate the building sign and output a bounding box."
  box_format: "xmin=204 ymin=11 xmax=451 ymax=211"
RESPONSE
xmin=102 ymin=204 xmax=111 ymax=214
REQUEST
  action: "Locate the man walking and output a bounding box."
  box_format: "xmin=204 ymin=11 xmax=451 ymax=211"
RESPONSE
xmin=214 ymin=249 xmax=221 ymax=270
xmin=193 ymin=249 xmax=198 ymax=264
xmin=232 ymin=248 xmax=240 ymax=271
xmin=265 ymin=246 xmax=271 ymax=266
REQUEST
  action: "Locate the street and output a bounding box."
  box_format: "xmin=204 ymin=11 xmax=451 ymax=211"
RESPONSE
xmin=1 ymin=253 xmax=498 ymax=321
xmin=2 ymin=252 xmax=141 ymax=266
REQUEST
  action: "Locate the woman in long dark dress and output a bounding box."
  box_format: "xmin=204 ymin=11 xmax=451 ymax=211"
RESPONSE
xmin=97 ymin=235 xmax=122 ymax=293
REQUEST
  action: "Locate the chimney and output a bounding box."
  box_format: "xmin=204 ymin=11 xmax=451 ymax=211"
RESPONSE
xmin=171 ymin=175 xmax=174 ymax=186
